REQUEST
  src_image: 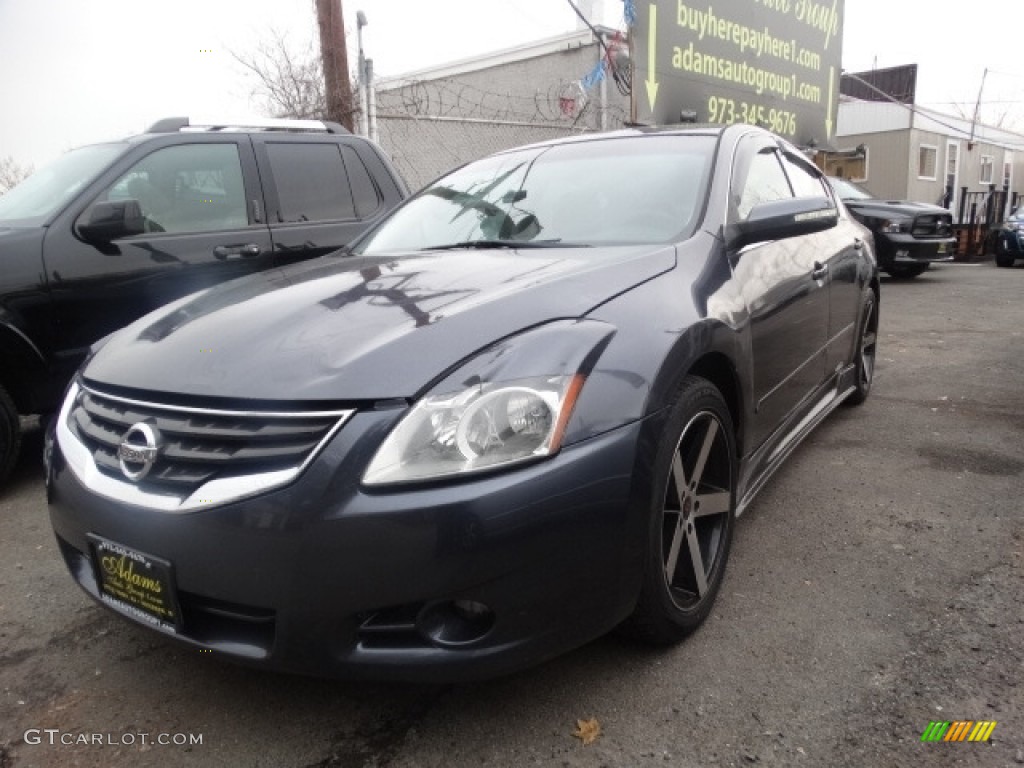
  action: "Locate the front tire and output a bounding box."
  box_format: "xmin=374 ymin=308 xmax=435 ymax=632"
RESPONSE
xmin=0 ymin=384 xmax=21 ymax=488
xmin=623 ymin=376 xmax=736 ymax=644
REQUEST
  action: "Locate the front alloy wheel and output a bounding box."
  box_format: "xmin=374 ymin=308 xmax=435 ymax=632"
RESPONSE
xmin=624 ymin=376 xmax=736 ymax=644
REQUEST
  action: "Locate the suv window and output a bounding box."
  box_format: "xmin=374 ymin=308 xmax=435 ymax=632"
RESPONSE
xmin=103 ymin=144 xmax=247 ymax=234
xmin=266 ymin=143 xmax=357 ymax=223
xmin=340 ymin=146 xmax=381 ymax=218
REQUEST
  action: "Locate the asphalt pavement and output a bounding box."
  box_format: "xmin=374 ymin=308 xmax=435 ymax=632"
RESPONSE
xmin=1 ymin=261 xmax=1021 ymax=768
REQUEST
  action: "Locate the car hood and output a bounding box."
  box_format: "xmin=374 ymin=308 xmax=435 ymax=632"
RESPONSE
xmin=842 ymin=199 xmax=950 ymax=218
xmin=83 ymin=245 xmax=674 ymax=401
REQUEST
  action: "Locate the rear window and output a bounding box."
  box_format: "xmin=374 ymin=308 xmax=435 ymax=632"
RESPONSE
xmin=266 ymin=143 xmax=357 ymax=223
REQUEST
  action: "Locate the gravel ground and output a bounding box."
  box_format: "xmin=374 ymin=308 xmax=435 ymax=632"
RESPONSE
xmin=0 ymin=261 xmax=1021 ymax=768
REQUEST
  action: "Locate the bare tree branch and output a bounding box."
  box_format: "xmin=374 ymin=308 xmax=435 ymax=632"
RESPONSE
xmin=0 ymin=156 xmax=33 ymax=195
xmin=231 ymin=30 xmax=328 ymax=120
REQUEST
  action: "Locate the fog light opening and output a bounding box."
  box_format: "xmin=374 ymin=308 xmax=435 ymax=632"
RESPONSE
xmin=417 ymin=600 xmax=496 ymax=648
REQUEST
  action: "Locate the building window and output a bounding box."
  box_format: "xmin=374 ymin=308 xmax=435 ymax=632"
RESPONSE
xmin=918 ymin=144 xmax=937 ymax=180
xmin=1002 ymin=160 xmax=1012 ymax=189
xmin=980 ymin=155 xmax=994 ymax=185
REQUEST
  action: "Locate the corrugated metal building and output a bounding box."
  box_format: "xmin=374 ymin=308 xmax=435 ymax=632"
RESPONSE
xmin=830 ymin=99 xmax=1023 ymax=223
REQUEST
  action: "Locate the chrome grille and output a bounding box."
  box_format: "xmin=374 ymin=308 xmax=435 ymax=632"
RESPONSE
xmin=60 ymin=382 xmax=353 ymax=511
xmin=911 ymin=213 xmax=953 ymax=237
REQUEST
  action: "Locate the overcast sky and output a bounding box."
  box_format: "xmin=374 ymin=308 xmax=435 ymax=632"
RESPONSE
xmin=1 ymin=0 xmax=1021 ymax=170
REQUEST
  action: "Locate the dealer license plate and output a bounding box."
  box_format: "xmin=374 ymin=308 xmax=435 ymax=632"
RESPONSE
xmin=937 ymin=243 xmax=948 ymax=254
xmin=89 ymin=535 xmax=182 ymax=631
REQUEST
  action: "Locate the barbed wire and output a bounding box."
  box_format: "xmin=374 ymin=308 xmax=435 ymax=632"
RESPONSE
xmin=377 ymin=76 xmax=628 ymax=128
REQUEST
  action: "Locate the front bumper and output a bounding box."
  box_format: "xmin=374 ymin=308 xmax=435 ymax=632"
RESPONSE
xmin=875 ymin=233 xmax=956 ymax=265
xmin=48 ymin=408 xmax=649 ymax=682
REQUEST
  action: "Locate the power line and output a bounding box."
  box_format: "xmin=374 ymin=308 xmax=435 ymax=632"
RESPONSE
xmin=841 ymin=71 xmax=1024 ymax=151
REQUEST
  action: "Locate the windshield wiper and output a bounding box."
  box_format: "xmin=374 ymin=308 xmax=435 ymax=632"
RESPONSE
xmin=421 ymin=239 xmax=590 ymax=251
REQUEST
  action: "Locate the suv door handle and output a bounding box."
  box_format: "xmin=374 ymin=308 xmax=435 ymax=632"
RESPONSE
xmin=214 ymin=243 xmax=261 ymax=259
xmin=811 ymin=261 xmax=829 ymax=281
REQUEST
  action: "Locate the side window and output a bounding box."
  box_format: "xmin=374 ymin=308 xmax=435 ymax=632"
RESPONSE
xmin=266 ymin=143 xmax=356 ymax=223
xmin=734 ymin=148 xmax=792 ymax=221
xmin=780 ymin=154 xmax=831 ymax=200
xmin=103 ymin=144 xmax=247 ymax=234
xmin=340 ymin=146 xmax=382 ymax=218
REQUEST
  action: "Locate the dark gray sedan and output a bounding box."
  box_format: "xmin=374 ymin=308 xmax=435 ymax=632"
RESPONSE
xmin=47 ymin=124 xmax=878 ymax=681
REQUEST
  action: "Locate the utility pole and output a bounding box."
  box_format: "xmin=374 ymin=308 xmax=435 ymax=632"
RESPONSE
xmin=356 ymin=11 xmax=369 ymax=137
xmin=316 ymin=0 xmax=354 ymax=132
xmin=968 ymin=67 xmax=988 ymax=150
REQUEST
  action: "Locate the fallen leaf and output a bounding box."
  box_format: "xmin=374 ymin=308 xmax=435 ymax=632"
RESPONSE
xmin=573 ymin=717 xmax=601 ymax=745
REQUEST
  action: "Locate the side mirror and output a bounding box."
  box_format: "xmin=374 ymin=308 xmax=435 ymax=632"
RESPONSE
xmin=78 ymin=199 xmax=145 ymax=242
xmin=727 ymin=196 xmax=838 ymax=250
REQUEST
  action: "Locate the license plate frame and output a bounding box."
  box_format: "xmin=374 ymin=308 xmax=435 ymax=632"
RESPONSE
xmin=89 ymin=535 xmax=182 ymax=632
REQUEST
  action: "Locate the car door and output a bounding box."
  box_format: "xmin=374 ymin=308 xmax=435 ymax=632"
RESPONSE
xmin=728 ymin=138 xmax=830 ymax=448
xmin=42 ymin=136 xmax=273 ymax=371
xmin=252 ymin=135 xmax=390 ymax=268
xmin=776 ymin=152 xmax=865 ymax=377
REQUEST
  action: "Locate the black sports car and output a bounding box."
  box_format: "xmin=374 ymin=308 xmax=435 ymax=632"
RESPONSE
xmin=828 ymin=176 xmax=954 ymax=279
xmin=47 ymin=125 xmax=879 ymax=682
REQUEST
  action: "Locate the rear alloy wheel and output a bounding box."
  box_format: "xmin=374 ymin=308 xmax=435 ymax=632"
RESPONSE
xmin=0 ymin=384 xmax=21 ymax=488
xmin=624 ymin=376 xmax=736 ymax=644
xmin=845 ymin=290 xmax=878 ymax=406
xmin=887 ymin=263 xmax=929 ymax=279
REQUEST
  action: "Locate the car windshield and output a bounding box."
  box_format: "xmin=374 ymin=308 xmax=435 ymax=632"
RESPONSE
xmin=828 ymin=176 xmax=873 ymax=201
xmin=0 ymin=143 xmax=125 ymax=227
xmin=355 ymin=135 xmax=715 ymax=254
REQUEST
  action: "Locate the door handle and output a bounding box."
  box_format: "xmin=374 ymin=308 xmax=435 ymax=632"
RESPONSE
xmin=811 ymin=261 xmax=829 ymax=281
xmin=214 ymin=243 xmax=261 ymax=259
xmin=853 ymin=237 xmax=864 ymax=250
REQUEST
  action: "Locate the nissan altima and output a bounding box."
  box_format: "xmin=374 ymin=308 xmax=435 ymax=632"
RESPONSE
xmin=47 ymin=124 xmax=878 ymax=682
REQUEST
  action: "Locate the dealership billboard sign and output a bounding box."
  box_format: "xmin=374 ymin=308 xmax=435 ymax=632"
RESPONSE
xmin=633 ymin=0 xmax=844 ymax=146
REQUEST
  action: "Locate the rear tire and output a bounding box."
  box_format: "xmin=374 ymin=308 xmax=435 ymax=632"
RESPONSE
xmin=622 ymin=376 xmax=736 ymax=644
xmin=0 ymin=384 xmax=21 ymax=488
xmin=845 ymin=290 xmax=878 ymax=407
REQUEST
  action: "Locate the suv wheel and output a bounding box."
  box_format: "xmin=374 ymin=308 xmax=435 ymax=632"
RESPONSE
xmin=0 ymin=384 xmax=21 ymax=487
xmin=995 ymin=238 xmax=1016 ymax=268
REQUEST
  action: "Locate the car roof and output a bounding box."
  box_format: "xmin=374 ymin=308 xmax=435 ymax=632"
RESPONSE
xmin=483 ymin=122 xmax=773 ymax=160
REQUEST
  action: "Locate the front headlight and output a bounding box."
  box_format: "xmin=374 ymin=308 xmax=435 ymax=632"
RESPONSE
xmin=363 ymin=320 xmax=614 ymax=485
xmin=879 ymin=218 xmax=910 ymax=234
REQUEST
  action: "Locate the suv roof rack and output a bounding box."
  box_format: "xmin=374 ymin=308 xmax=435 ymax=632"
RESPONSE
xmin=146 ymin=116 xmax=349 ymax=135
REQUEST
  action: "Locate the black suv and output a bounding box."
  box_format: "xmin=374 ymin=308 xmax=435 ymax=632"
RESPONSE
xmin=0 ymin=117 xmax=408 ymax=485
xmin=828 ymin=176 xmax=955 ymax=279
